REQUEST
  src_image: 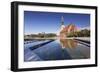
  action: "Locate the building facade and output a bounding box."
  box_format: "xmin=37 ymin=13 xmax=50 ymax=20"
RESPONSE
xmin=59 ymin=16 xmax=77 ymax=39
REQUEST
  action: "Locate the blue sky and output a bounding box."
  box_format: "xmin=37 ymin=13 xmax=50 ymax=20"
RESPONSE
xmin=24 ymin=11 xmax=90 ymax=35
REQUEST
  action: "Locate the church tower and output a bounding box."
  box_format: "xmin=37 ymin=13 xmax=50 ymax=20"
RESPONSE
xmin=60 ymin=16 xmax=65 ymax=31
xmin=61 ymin=16 xmax=64 ymax=25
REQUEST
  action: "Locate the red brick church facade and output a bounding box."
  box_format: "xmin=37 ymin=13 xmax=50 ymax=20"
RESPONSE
xmin=59 ymin=16 xmax=77 ymax=39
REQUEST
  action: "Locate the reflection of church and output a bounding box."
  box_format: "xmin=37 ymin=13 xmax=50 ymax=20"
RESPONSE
xmin=60 ymin=39 xmax=77 ymax=49
xmin=59 ymin=16 xmax=77 ymax=38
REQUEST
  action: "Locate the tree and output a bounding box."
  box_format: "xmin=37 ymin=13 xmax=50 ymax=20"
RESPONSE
xmin=67 ymin=29 xmax=90 ymax=37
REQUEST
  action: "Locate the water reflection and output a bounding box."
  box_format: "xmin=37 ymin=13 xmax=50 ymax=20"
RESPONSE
xmin=24 ymin=39 xmax=90 ymax=61
xmin=59 ymin=39 xmax=77 ymax=49
xmin=59 ymin=39 xmax=90 ymax=59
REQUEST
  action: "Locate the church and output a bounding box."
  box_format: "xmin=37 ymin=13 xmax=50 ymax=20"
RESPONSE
xmin=59 ymin=16 xmax=77 ymax=39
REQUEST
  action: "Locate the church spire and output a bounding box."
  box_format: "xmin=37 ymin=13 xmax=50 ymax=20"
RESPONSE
xmin=61 ymin=16 xmax=64 ymax=25
xmin=60 ymin=16 xmax=65 ymax=31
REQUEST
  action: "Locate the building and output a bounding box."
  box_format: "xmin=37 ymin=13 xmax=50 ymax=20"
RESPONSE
xmin=59 ymin=16 xmax=77 ymax=39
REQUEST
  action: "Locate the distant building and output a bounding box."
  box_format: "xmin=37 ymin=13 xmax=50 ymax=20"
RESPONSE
xmin=59 ymin=16 xmax=77 ymax=38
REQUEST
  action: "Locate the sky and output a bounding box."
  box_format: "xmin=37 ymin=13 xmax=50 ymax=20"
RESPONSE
xmin=24 ymin=11 xmax=90 ymax=35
